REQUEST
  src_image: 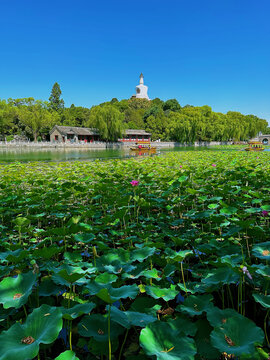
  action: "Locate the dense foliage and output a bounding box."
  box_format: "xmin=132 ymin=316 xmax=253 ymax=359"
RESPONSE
xmin=0 ymin=83 xmax=268 ymax=141
xmin=0 ymin=150 xmax=269 ymax=359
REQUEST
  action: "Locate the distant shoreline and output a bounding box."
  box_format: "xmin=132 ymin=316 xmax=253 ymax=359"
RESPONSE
xmin=0 ymin=141 xmax=235 ymax=150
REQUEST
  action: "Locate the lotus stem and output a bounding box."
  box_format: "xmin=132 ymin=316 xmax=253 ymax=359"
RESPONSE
xmin=264 ymin=309 xmax=270 ymax=347
xmin=118 ymin=329 xmax=129 ymax=360
xmin=181 ymin=261 xmax=187 ymax=295
xmin=69 ymin=320 xmax=73 ymax=351
xmin=23 ymin=305 xmax=27 ymax=319
xmin=108 ymin=304 xmax=112 ymax=360
xmin=227 ymin=285 xmax=234 ymax=310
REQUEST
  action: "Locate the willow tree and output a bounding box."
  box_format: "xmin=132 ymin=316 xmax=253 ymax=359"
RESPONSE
xmin=18 ymin=100 xmax=57 ymax=141
xmin=87 ymin=105 xmax=124 ymax=142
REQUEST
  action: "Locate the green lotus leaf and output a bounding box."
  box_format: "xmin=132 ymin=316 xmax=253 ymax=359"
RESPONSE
xmin=252 ymin=293 xmax=270 ymax=309
xmin=14 ymin=217 xmax=30 ymax=227
xmin=61 ymin=302 xmax=96 ymax=320
xmin=208 ymin=203 xmax=219 ymax=209
xmin=194 ymin=319 xmax=220 ymax=359
xmin=177 ymin=294 xmax=214 ymax=316
xmin=252 ymin=242 xmax=270 ymax=260
xmin=0 ymin=304 xmax=62 ymax=360
xmin=206 ymin=307 xmax=239 ymax=328
xmin=74 ymin=233 xmax=95 ymax=244
xmin=131 ymin=246 xmax=156 ymax=262
xmin=217 ymin=254 xmax=242 ymax=268
xmin=165 ymin=248 xmax=193 ymax=262
xmin=178 ymin=281 xmax=206 ymax=294
xmin=54 ymin=350 xmax=79 ymax=360
xmin=88 ymin=337 xmax=119 ymax=356
xmin=96 ymin=284 xmax=139 ymax=304
xmin=104 ymin=262 xmax=136 ymax=275
xmin=178 ymin=175 xmax=188 ymax=183
xmin=202 ymin=267 xmax=239 ymax=287
xmin=261 ymin=205 xmax=270 ymax=211
xmin=52 ymin=264 xmax=85 ymax=285
xmin=39 ymin=276 xmax=62 ymax=296
xmin=78 ymin=314 xmax=124 ymax=341
xmin=0 ymin=272 xmax=36 ymax=309
xmin=95 ymin=272 xmax=118 ymax=284
xmin=210 ymin=316 xmax=264 ymax=357
xmin=0 ymin=249 xmax=27 ymax=263
xmin=253 ymin=264 xmax=270 ymax=278
xmin=130 ymin=297 xmax=161 ymax=315
xmin=140 ymin=321 xmax=196 ymax=360
xmin=34 ymin=246 xmax=63 ymax=259
xmin=145 ymin=285 xmax=178 ymax=301
xmin=108 ymin=305 xmax=156 ymax=329
xmin=220 ymin=206 xmax=238 ymax=216
xmin=167 ymin=316 xmax=197 ymax=336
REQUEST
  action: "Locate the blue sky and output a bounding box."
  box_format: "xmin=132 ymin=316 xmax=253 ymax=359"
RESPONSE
xmin=0 ymin=0 xmax=269 ymax=122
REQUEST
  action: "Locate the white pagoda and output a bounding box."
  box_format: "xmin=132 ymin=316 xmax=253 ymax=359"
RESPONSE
xmin=132 ymin=73 xmax=150 ymax=100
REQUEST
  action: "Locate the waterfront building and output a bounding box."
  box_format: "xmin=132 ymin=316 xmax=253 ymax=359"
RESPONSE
xmin=50 ymin=126 xmax=151 ymax=143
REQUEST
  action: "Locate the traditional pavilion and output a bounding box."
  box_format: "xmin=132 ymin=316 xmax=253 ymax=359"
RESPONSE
xmin=50 ymin=125 xmax=151 ymax=143
xmin=131 ymin=73 xmax=150 ymax=100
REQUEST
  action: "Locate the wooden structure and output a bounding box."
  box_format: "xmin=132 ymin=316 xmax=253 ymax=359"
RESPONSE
xmin=130 ymin=141 xmax=156 ymax=154
xmin=50 ymin=126 xmax=100 ymax=143
xmin=119 ymin=129 xmax=151 ymax=143
xmin=245 ymin=141 xmax=265 ymax=152
xmin=50 ymin=126 xmax=151 ymax=143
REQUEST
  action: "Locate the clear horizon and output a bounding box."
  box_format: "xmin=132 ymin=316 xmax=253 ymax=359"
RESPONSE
xmin=0 ymin=0 xmax=269 ymax=124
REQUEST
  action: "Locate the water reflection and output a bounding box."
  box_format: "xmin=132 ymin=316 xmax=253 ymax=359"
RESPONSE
xmin=0 ymin=146 xmax=268 ymax=163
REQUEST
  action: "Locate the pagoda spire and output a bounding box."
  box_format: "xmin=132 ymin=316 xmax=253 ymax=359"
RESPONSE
xmin=140 ymin=73 xmax=144 ymax=85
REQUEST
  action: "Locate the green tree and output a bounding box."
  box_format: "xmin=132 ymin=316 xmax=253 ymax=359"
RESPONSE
xmin=18 ymin=100 xmax=57 ymax=141
xmin=163 ymin=99 xmax=181 ymax=112
xmin=0 ymin=100 xmax=15 ymax=138
xmin=87 ymin=105 xmax=124 ymax=141
xmin=49 ymin=83 xmax=64 ymax=111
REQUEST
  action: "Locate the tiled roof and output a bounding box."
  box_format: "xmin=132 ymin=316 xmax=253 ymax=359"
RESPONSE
xmin=52 ymin=126 xmax=99 ymax=136
xmin=51 ymin=126 xmax=151 ymax=136
xmin=125 ymin=129 xmax=151 ymax=135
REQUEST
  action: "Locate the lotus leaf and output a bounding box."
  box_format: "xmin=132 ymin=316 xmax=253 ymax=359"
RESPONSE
xmin=194 ymin=319 xmax=220 ymax=359
xmin=140 ymin=321 xmax=197 ymax=360
xmin=252 ymin=293 xmax=270 ymax=309
xmin=145 ymin=285 xmax=178 ymax=301
xmin=177 ymin=294 xmax=214 ymax=316
xmin=0 ymin=304 xmax=62 ymax=360
xmin=131 ymin=246 xmax=156 ymax=262
xmin=210 ymin=316 xmax=264 ymax=357
xmin=61 ymin=302 xmax=96 ymax=320
xmin=108 ymin=305 xmax=156 ymax=328
xmin=95 ymin=272 xmax=118 ymax=284
xmin=252 ymin=242 xmax=270 ymax=260
xmin=0 ymin=272 xmax=36 ymax=309
xmin=54 ymin=351 xmax=79 ymax=360
xmin=78 ymin=314 xmax=124 ymax=341
xmin=202 ymin=267 xmax=239 ymax=287
xmin=96 ymin=284 xmax=139 ymax=303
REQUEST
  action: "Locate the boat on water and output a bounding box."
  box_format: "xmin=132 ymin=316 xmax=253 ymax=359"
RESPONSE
xmin=245 ymin=141 xmax=265 ymax=152
xmin=130 ymin=141 xmax=157 ymax=154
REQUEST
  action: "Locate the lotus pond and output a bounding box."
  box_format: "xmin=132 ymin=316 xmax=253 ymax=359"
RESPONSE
xmin=0 ymin=150 xmax=269 ymax=360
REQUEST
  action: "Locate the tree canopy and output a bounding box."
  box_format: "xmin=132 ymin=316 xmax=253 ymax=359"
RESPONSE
xmin=49 ymin=83 xmax=64 ymax=112
xmin=0 ymin=88 xmax=268 ymax=142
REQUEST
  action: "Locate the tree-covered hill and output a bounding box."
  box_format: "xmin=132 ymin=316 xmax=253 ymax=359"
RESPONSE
xmin=0 ymin=83 xmax=268 ymax=142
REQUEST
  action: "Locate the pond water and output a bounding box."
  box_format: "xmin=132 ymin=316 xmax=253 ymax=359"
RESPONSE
xmin=0 ymin=146 xmax=268 ymax=163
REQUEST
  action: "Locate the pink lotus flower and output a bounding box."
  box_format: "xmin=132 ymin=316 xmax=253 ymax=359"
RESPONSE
xmin=262 ymin=210 xmax=269 ymax=217
xmin=211 ymin=164 xmax=216 ymax=167
xmin=242 ymin=266 xmax=252 ymax=280
xmin=130 ymin=180 xmax=139 ymax=187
